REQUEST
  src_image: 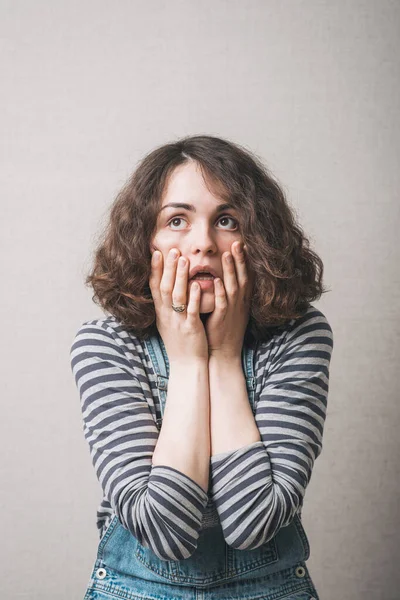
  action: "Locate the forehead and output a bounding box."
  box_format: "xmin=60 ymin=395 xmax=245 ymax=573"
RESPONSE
xmin=161 ymin=161 xmax=226 ymax=206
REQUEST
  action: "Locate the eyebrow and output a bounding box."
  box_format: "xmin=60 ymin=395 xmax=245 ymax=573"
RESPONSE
xmin=159 ymin=202 xmax=235 ymax=214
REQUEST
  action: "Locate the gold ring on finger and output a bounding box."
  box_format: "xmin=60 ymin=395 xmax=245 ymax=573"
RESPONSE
xmin=171 ymin=303 xmax=187 ymax=313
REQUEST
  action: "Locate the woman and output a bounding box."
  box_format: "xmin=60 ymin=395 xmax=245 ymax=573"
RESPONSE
xmin=70 ymin=134 xmax=333 ymax=600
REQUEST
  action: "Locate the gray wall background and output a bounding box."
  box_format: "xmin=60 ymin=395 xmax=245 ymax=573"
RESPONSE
xmin=1 ymin=1 xmax=399 ymax=599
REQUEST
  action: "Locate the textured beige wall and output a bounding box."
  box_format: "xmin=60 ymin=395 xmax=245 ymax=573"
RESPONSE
xmin=1 ymin=1 xmax=399 ymax=598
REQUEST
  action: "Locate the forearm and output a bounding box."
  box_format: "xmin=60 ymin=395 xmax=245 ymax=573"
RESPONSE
xmin=209 ymin=356 xmax=261 ymax=457
xmin=152 ymin=359 xmax=210 ymax=492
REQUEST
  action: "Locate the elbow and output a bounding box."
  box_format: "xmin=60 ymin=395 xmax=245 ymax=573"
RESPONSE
xmin=134 ymin=530 xmax=199 ymax=561
xmin=224 ymin=533 xmax=260 ymax=551
xmin=116 ymin=486 xmax=204 ymax=561
xmin=221 ymin=498 xmax=301 ymax=551
xmin=226 ymin=530 xmax=276 ymax=551
xmin=154 ymin=545 xmax=197 ymax=561
xmin=119 ymin=510 xmax=200 ymax=561
xmin=222 ymin=522 xmax=278 ymax=551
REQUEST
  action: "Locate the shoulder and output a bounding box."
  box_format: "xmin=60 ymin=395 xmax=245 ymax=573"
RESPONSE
xmin=255 ymin=304 xmax=334 ymax=365
xmin=284 ymin=304 xmax=333 ymax=345
xmin=69 ymin=317 xmax=156 ymax=395
xmin=70 ymin=316 xmax=143 ymax=347
xmin=69 ymin=316 xmax=148 ymax=366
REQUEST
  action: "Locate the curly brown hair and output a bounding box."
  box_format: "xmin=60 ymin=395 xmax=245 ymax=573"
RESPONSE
xmin=85 ymin=134 xmax=329 ymax=343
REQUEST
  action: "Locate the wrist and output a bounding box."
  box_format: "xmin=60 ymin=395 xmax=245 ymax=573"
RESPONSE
xmin=209 ymin=353 xmax=242 ymax=367
xmin=169 ymin=358 xmax=209 ymax=373
xmin=208 ymin=350 xmax=242 ymax=363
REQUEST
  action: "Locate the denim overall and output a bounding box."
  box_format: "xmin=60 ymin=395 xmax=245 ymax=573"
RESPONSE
xmin=83 ymin=334 xmax=320 ymax=600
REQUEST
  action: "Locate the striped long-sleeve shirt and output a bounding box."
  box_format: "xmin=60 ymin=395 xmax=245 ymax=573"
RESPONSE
xmin=70 ymin=304 xmax=333 ymax=560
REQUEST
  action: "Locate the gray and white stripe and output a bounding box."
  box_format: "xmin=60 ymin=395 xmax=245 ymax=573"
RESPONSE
xmin=70 ymin=305 xmax=333 ymax=560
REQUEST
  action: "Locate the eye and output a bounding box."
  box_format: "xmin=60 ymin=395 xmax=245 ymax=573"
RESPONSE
xmin=167 ymin=215 xmax=238 ymax=231
xmin=218 ymin=215 xmax=238 ymax=230
xmin=167 ymin=217 xmax=186 ymax=230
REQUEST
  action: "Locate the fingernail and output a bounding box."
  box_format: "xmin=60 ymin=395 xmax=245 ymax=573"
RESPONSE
xmin=235 ymin=242 xmax=243 ymax=253
xmin=152 ymin=251 xmax=160 ymax=264
xmin=171 ymin=248 xmax=179 ymax=258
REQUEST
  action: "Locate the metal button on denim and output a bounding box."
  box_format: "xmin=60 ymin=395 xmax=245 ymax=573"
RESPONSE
xmin=96 ymin=567 xmax=107 ymax=579
xmin=295 ymin=565 xmax=306 ymax=578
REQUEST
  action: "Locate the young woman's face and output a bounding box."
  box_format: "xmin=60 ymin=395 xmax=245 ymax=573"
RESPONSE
xmin=150 ymin=160 xmax=244 ymax=314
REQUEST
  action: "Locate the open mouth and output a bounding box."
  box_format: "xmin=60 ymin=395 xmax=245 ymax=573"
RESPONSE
xmin=191 ymin=273 xmax=215 ymax=281
xmin=189 ymin=276 xmax=215 ymax=290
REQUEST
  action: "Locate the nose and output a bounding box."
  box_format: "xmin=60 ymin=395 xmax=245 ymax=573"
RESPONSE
xmin=189 ymin=225 xmax=218 ymax=255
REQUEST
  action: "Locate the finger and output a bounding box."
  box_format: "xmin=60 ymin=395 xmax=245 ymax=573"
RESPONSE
xmin=172 ymin=255 xmax=189 ymax=310
xmin=187 ymin=279 xmax=201 ymax=319
xmin=159 ymin=248 xmax=180 ymax=306
xmin=149 ymin=251 xmax=163 ymax=306
xmin=222 ymin=251 xmax=238 ymax=299
xmin=232 ymin=241 xmax=249 ymax=290
xmin=213 ymin=277 xmax=228 ymax=314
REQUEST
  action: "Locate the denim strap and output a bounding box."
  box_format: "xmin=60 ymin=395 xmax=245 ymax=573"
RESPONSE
xmin=144 ymin=334 xmax=257 ymax=431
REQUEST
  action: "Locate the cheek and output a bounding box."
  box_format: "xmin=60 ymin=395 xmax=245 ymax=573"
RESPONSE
xmin=150 ymin=232 xmax=177 ymax=255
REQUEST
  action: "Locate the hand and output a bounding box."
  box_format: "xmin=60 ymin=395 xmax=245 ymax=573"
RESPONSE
xmin=205 ymin=241 xmax=254 ymax=360
xmin=149 ymin=247 xmax=209 ymax=364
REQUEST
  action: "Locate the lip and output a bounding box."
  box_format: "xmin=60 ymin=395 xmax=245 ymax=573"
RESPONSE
xmin=189 ymin=265 xmax=220 ymax=280
xmin=189 ymin=278 xmax=215 ymax=291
